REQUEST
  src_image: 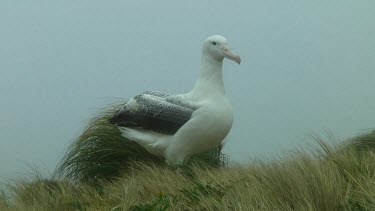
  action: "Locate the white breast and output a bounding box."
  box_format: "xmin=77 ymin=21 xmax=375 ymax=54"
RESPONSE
xmin=170 ymin=97 xmax=233 ymax=155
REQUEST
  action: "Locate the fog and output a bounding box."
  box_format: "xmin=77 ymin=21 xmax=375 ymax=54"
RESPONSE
xmin=0 ymin=1 xmax=374 ymax=180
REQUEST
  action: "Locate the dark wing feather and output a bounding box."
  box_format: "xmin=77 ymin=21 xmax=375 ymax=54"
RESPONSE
xmin=110 ymin=93 xmax=196 ymax=135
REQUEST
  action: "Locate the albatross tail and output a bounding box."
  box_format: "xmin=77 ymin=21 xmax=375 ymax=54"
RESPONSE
xmin=118 ymin=127 xmax=169 ymax=157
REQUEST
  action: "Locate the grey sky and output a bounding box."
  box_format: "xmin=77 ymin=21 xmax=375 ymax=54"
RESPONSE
xmin=0 ymin=1 xmax=374 ymax=180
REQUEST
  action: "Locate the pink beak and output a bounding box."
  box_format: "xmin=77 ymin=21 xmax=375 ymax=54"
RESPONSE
xmin=223 ymin=47 xmax=241 ymax=64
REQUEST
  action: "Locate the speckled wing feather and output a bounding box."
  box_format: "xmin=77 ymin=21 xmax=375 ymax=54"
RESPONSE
xmin=110 ymin=91 xmax=196 ymax=135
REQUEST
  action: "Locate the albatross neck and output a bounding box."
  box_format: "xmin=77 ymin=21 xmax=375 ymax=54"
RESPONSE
xmin=191 ymin=54 xmax=225 ymax=98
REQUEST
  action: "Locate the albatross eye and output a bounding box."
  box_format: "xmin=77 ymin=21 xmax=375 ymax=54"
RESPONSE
xmin=212 ymin=41 xmax=217 ymax=45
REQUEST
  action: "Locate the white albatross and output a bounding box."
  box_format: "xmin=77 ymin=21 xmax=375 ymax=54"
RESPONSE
xmin=110 ymin=35 xmax=241 ymax=166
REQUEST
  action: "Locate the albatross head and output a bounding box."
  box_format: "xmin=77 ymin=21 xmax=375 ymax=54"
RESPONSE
xmin=203 ymin=35 xmax=241 ymax=64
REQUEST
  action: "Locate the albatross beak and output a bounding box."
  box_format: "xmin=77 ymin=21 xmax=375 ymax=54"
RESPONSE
xmin=223 ymin=47 xmax=241 ymax=64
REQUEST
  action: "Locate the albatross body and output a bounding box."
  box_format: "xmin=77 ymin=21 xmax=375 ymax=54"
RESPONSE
xmin=110 ymin=35 xmax=241 ymax=165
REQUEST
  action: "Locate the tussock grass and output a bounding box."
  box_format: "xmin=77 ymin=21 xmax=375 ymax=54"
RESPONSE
xmin=0 ymin=190 xmax=8 ymax=210
xmin=346 ymin=130 xmax=375 ymax=151
xmin=2 ymin=130 xmax=375 ymax=210
xmin=54 ymin=101 xmax=227 ymax=186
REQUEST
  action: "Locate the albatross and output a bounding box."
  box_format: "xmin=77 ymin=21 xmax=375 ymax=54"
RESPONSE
xmin=110 ymin=35 xmax=241 ymax=166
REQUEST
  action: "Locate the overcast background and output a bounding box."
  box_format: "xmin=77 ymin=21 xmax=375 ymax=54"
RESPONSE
xmin=0 ymin=1 xmax=374 ymax=181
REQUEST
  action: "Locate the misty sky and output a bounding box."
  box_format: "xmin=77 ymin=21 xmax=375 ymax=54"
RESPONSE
xmin=0 ymin=1 xmax=374 ymax=180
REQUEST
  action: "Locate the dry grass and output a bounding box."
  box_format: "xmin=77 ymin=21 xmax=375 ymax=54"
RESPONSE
xmin=2 ymin=130 xmax=375 ymax=210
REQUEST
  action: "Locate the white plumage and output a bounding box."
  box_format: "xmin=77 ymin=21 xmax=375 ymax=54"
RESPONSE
xmin=110 ymin=35 xmax=241 ymax=165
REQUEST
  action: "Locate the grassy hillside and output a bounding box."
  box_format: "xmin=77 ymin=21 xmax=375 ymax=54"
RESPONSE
xmin=1 ymin=130 xmax=375 ymax=210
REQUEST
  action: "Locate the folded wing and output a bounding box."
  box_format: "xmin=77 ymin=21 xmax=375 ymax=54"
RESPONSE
xmin=110 ymin=91 xmax=197 ymax=135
